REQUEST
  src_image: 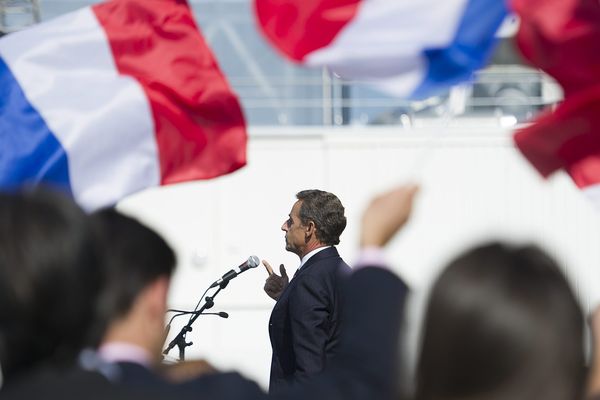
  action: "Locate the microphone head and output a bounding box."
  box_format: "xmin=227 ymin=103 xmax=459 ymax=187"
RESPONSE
xmin=218 ymin=312 xmax=229 ymax=318
xmin=247 ymin=255 xmax=260 ymax=268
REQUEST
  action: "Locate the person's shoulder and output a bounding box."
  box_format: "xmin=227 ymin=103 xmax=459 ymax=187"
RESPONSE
xmin=176 ymin=371 xmax=265 ymax=400
xmin=113 ymin=361 xmax=168 ymax=388
xmin=324 ymin=254 xmax=351 ymax=275
xmin=311 ymin=247 xmax=348 ymax=267
xmin=301 ymin=257 xmax=350 ymax=283
xmin=0 ymin=367 xmax=153 ymax=400
xmin=347 ymin=266 xmax=409 ymax=294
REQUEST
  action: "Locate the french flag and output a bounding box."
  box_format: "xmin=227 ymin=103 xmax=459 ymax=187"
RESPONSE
xmin=255 ymin=0 xmax=508 ymax=99
xmin=0 ymin=0 xmax=247 ymax=210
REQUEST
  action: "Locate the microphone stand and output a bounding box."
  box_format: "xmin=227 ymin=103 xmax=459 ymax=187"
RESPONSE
xmin=163 ymin=280 xmax=229 ymax=361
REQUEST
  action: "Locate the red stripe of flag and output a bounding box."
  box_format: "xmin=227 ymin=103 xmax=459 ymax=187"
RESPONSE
xmin=514 ymin=86 xmax=600 ymax=189
xmin=512 ymin=0 xmax=600 ymax=98
xmin=511 ymin=0 xmax=600 ymax=191
xmin=92 ymin=0 xmax=246 ymax=184
xmin=254 ymin=0 xmax=361 ymax=62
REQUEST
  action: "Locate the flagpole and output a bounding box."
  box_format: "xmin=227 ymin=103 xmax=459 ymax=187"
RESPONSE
xmin=406 ymin=85 xmax=468 ymax=182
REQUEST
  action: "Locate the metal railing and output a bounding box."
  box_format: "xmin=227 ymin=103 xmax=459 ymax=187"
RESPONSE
xmin=0 ymin=0 xmax=40 ymax=33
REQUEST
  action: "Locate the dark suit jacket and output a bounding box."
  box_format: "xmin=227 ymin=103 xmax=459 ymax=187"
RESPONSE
xmin=109 ymin=362 xmax=265 ymax=400
xmin=0 ymin=366 xmax=161 ymax=400
xmin=1 ymin=266 xmax=407 ymax=400
xmin=268 ymin=247 xmax=351 ymax=394
xmin=0 ymin=362 xmax=265 ymax=400
xmin=279 ymin=266 xmax=408 ymax=400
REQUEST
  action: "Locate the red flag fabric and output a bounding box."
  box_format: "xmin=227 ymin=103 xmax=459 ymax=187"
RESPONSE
xmin=512 ymin=0 xmax=600 ymax=190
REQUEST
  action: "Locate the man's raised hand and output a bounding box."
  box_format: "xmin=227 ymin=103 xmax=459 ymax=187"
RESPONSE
xmin=263 ymin=260 xmax=289 ymax=301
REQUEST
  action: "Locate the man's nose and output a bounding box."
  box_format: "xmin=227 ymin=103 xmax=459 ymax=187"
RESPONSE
xmin=281 ymin=221 xmax=287 ymax=231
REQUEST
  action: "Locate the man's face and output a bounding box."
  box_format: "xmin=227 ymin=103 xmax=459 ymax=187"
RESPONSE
xmin=281 ymin=200 xmax=305 ymax=257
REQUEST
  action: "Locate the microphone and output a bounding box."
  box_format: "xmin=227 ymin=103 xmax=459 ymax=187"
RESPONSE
xmin=209 ymin=256 xmax=260 ymax=288
xmin=165 ymin=310 xmax=228 ymax=333
xmin=202 ymin=312 xmax=229 ymax=318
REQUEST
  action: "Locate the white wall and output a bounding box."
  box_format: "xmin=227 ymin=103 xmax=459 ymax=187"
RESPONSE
xmin=118 ymin=125 xmax=600 ymax=389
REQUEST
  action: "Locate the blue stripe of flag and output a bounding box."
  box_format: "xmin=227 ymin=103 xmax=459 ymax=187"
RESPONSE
xmin=0 ymin=56 xmax=72 ymax=194
xmin=412 ymin=0 xmax=509 ymax=99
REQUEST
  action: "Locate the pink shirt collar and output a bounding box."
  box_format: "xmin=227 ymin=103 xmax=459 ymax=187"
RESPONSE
xmin=97 ymin=342 xmax=154 ymax=368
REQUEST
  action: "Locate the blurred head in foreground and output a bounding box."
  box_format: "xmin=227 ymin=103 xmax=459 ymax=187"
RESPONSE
xmin=416 ymin=242 xmax=585 ymax=400
xmin=91 ymin=208 xmax=176 ymax=363
xmin=0 ymin=189 xmax=101 ymax=381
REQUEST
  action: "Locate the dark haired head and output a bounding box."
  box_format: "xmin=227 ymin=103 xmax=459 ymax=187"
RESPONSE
xmin=295 ymin=190 xmax=346 ymax=246
xmin=0 ymin=189 xmax=101 ymax=380
xmin=416 ymin=242 xmax=585 ymax=400
xmin=90 ymin=208 xmax=176 ymax=337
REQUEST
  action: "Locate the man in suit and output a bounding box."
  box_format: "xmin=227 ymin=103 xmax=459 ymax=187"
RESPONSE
xmin=88 ymin=186 xmax=415 ymax=400
xmin=263 ymin=190 xmax=351 ymax=394
xmin=89 ymin=209 xmax=266 ymax=399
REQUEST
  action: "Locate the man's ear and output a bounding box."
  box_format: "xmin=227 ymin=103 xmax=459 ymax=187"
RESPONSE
xmin=144 ymin=276 xmax=170 ymax=318
xmin=304 ymin=220 xmax=316 ymax=239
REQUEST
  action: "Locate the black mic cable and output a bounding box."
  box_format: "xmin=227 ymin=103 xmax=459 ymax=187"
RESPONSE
xmin=167 ymin=309 xmax=228 ymax=325
xmin=165 ymin=310 xmax=229 ymax=338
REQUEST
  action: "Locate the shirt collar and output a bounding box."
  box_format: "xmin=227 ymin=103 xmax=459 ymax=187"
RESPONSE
xmin=97 ymin=342 xmax=153 ymax=368
xmin=299 ymin=246 xmax=331 ymax=269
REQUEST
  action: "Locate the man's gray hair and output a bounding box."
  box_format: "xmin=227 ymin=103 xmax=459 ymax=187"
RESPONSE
xmin=296 ymin=190 xmax=346 ymax=245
